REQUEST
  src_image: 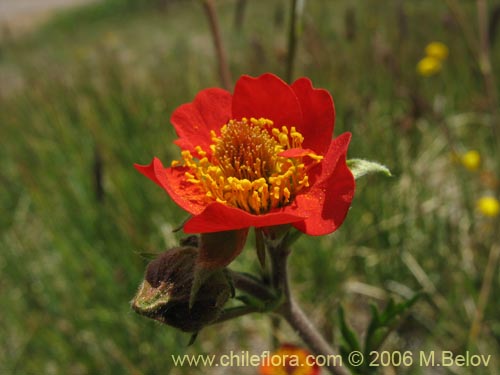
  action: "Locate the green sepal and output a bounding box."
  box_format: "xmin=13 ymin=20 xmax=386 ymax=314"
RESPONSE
xmin=262 ymin=224 xmax=292 ymax=247
xmin=189 ymin=267 xmax=215 ymax=309
xmin=255 ymin=228 xmax=266 ymax=268
xmin=282 ymin=227 xmax=302 ymax=248
xmin=236 ymin=289 xmax=282 ymax=312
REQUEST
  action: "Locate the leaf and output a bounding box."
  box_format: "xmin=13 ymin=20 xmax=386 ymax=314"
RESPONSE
xmin=347 ymin=159 xmax=391 ymax=180
xmin=364 ymin=293 xmax=423 ymax=352
xmin=338 ymin=306 xmax=361 ymax=352
xmin=236 ymin=295 xmax=267 ymax=311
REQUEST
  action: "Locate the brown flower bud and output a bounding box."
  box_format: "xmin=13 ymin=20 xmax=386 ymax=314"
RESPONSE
xmin=131 ymin=246 xmax=231 ymax=332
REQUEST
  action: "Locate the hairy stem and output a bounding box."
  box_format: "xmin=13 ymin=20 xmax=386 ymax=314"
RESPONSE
xmin=231 ymin=233 xmax=349 ymax=375
xmin=281 ymin=299 xmax=349 ymax=375
xmin=269 ymin=238 xmax=349 ymax=375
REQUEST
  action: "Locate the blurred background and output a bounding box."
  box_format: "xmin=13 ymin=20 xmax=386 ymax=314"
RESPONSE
xmin=1 ymin=0 xmax=500 ymax=374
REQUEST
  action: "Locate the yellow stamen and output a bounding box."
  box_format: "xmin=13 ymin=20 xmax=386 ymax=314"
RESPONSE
xmin=172 ymin=118 xmax=321 ymax=214
xmin=307 ymin=153 xmax=324 ymax=162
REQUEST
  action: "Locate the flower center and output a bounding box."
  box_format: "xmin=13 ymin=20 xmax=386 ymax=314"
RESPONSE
xmin=173 ymin=117 xmax=322 ymax=214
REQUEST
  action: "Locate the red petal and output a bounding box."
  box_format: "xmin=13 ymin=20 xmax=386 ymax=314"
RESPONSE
xmin=288 ymin=134 xmax=355 ymax=235
xmin=171 ymin=88 xmax=232 ymax=154
xmin=134 ymin=158 xmax=206 ymax=215
xmin=292 ymin=159 xmax=354 ymax=235
xmin=308 ymin=132 xmax=352 ymax=186
xmin=279 ymin=148 xmax=319 ymax=158
xmin=232 ymin=73 xmax=303 ymax=127
xmin=184 ymin=202 xmax=307 ymax=233
xmin=291 ymin=77 xmax=335 ymax=155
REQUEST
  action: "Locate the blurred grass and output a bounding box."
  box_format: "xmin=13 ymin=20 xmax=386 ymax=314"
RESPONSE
xmin=1 ymin=0 xmax=500 ymax=374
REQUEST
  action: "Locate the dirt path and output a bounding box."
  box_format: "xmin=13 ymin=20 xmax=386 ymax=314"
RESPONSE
xmin=0 ymin=0 xmax=100 ymax=36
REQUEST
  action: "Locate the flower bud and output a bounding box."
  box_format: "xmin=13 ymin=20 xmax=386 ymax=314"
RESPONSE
xmin=131 ymin=246 xmax=231 ymax=332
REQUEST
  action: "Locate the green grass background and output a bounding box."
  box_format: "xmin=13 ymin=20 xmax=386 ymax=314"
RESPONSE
xmin=1 ymin=0 xmax=500 ymax=373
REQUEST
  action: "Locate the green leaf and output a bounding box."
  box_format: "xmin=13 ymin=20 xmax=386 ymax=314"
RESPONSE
xmin=364 ymin=294 xmax=423 ymax=352
xmin=235 ymin=291 xmax=282 ymax=312
xmin=338 ymin=306 xmax=361 ymax=352
xmin=347 ymin=159 xmax=391 ymax=180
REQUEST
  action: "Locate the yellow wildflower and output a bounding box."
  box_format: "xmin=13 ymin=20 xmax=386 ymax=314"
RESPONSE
xmin=417 ymin=56 xmax=442 ymax=77
xmin=425 ymin=42 xmax=449 ymax=61
xmin=477 ymin=196 xmax=500 ymax=217
xmin=461 ymin=150 xmax=481 ymax=171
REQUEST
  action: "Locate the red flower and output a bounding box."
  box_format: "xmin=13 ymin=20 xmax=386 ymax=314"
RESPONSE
xmin=135 ymin=73 xmax=354 ymax=236
xmin=259 ymin=344 xmax=320 ymax=375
